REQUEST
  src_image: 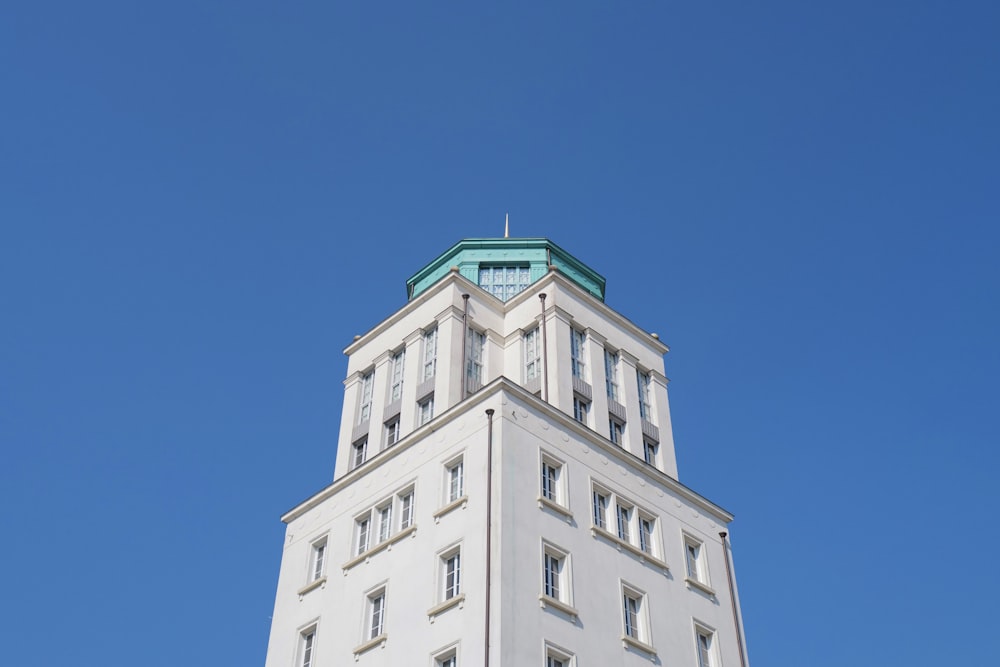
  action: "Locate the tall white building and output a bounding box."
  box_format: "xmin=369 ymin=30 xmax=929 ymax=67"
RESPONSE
xmin=264 ymin=237 xmax=749 ymax=667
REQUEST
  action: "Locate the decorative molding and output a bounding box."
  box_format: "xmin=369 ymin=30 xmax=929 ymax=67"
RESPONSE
xmin=621 ymin=634 xmax=657 ymax=657
xmin=684 ymin=576 xmax=717 ymax=597
xmin=427 ymin=593 xmax=465 ymax=620
xmin=537 ymin=496 xmax=573 ymax=521
xmin=433 ymin=495 xmax=469 ymax=522
xmin=341 ymin=525 xmax=417 ymax=572
xmin=539 ymin=594 xmax=579 ymax=619
xmin=591 ymin=526 xmax=670 ymax=573
xmin=352 ymin=634 xmax=387 ymax=658
xmin=296 ymin=576 xmax=327 ymax=598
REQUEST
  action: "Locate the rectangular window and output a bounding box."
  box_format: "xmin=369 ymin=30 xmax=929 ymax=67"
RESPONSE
xmin=623 ymin=591 xmax=642 ymax=639
xmin=604 ymin=349 xmax=619 ymax=401
xmin=616 ymin=504 xmax=632 ymax=542
xmin=540 ymin=458 xmax=561 ymax=502
xmin=389 ymin=350 xmax=405 ymax=402
xmin=447 ymin=459 xmax=464 ymax=502
xmin=524 ymin=327 xmax=541 ymax=380
xmin=592 ymin=489 xmax=609 ymax=529
xmin=547 ymin=658 xmax=565 ymax=667
xmin=377 ymin=504 xmax=392 ymax=543
xmin=466 ymin=329 xmax=485 ymax=392
xmin=639 ymin=516 xmax=655 ymax=555
xmin=355 ymin=516 xmax=371 ymax=556
xmin=367 ymin=591 xmax=385 ymax=640
xmin=443 ymin=550 xmax=462 ymax=600
xmin=358 ymin=371 xmax=373 ymax=423
xmin=422 ymin=327 xmax=438 ymax=381
xmin=570 ymin=328 xmax=586 ymax=379
xmin=545 ymin=644 xmax=574 ymax=667
xmin=685 ymin=537 xmax=707 ymax=584
xmin=637 ymin=371 xmax=652 ymax=421
xmin=438 ymin=655 xmax=457 ymax=667
xmin=609 ymin=418 xmax=624 ymax=445
xmin=384 ymin=418 xmax=400 ymax=448
xmin=300 ymin=630 xmax=315 ymax=667
xmin=418 ymin=397 xmax=434 ymax=426
xmin=697 ymin=630 xmax=714 ymax=667
xmin=479 ymin=265 xmax=531 ymax=301
xmin=543 ymin=551 xmax=563 ymax=600
xmin=573 ymin=396 xmax=589 ymax=424
xmin=310 ymin=538 xmax=327 ymax=582
xmin=351 ymin=438 xmax=367 ymax=470
xmin=643 ymin=440 xmax=658 ymax=466
xmin=399 ymin=491 xmax=414 ymax=530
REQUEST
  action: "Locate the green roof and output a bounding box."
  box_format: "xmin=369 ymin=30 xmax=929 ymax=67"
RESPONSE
xmin=406 ymin=238 xmax=606 ymax=301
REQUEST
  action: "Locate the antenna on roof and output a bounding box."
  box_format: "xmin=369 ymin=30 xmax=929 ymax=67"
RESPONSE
xmin=504 ymin=212 xmax=509 ymax=238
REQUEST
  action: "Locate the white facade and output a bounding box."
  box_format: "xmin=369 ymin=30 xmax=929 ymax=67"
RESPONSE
xmin=264 ymin=241 xmax=749 ymax=667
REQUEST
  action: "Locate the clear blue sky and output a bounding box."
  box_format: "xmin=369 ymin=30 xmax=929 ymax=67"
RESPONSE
xmin=2 ymin=2 xmax=998 ymax=665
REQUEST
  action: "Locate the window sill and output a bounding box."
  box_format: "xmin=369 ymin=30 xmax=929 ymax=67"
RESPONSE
xmin=353 ymin=633 xmax=387 ymax=657
xmin=537 ymin=496 xmax=573 ymax=521
xmin=341 ymin=525 xmax=417 ymax=572
xmin=427 ymin=593 xmax=465 ymax=621
xmin=538 ymin=594 xmax=579 ymax=619
xmin=433 ymin=495 xmax=469 ymax=522
xmin=591 ymin=526 xmax=670 ymax=573
xmin=297 ymin=576 xmax=327 ymax=597
xmin=684 ymin=576 xmax=716 ymax=597
xmin=621 ymin=634 xmax=657 ymax=657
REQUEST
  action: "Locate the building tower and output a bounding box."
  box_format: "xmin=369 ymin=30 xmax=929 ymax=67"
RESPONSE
xmin=264 ymin=237 xmax=749 ymax=667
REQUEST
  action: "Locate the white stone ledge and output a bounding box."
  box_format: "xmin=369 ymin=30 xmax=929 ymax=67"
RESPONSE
xmin=427 ymin=593 xmax=465 ymax=621
xmin=590 ymin=526 xmax=669 ymax=573
xmin=352 ymin=633 xmax=387 ymax=658
xmin=341 ymin=525 xmax=417 ymax=572
xmin=433 ymin=495 xmax=469 ymax=522
xmin=537 ymin=496 xmax=573 ymax=521
xmin=621 ymin=634 xmax=657 ymax=658
xmin=297 ymin=576 xmax=326 ymax=598
xmin=684 ymin=576 xmax=717 ymax=597
xmin=538 ymin=594 xmax=579 ymax=619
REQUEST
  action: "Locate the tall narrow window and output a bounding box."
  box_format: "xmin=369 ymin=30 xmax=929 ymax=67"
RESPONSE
xmin=447 ymin=459 xmax=464 ymax=502
xmin=389 ymin=350 xmax=405 ymax=402
xmin=355 ymin=516 xmax=371 ymax=556
xmin=616 ymin=504 xmax=632 ymax=542
xmin=418 ymin=397 xmax=434 ymax=426
xmin=443 ymin=551 xmax=461 ymax=600
xmin=643 ymin=440 xmax=658 ymax=466
xmin=438 ymin=655 xmax=457 ymax=667
xmin=685 ymin=539 xmax=707 ymax=583
xmin=592 ymin=489 xmax=609 ymax=529
xmin=377 ymin=504 xmax=392 ymax=543
xmin=623 ymin=591 xmax=641 ymax=639
xmin=399 ymin=491 xmax=414 ymax=530
xmin=358 ymin=371 xmax=373 ymax=423
xmin=300 ymin=630 xmax=315 ymax=667
xmin=609 ymin=418 xmax=624 ymax=445
xmin=524 ymin=327 xmax=541 ymax=380
xmin=547 ymin=657 xmax=565 ymax=667
xmin=422 ymin=327 xmax=438 ymax=381
xmin=696 ymin=629 xmax=715 ymax=667
xmin=541 ymin=460 xmax=560 ymax=502
xmin=384 ymin=418 xmax=400 ymax=448
xmin=639 ymin=516 xmax=654 ymax=555
xmin=570 ymin=328 xmax=586 ymax=379
xmin=543 ymin=551 xmax=563 ymax=600
xmin=351 ymin=438 xmax=367 ymax=470
xmin=604 ymin=349 xmax=619 ymax=401
xmin=637 ymin=371 xmax=652 ymax=421
xmin=573 ymin=397 xmax=589 ymax=425
xmin=367 ymin=591 xmax=385 ymax=639
xmin=311 ymin=539 xmax=326 ymax=581
xmin=466 ymin=329 xmax=485 ymax=392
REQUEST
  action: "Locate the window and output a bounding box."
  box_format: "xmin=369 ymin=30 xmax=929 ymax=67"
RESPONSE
xmin=524 ymin=327 xmax=541 ymax=380
xmin=544 ymin=643 xmax=574 ymax=667
xmin=438 ymin=657 xmax=457 ymax=667
xmin=351 ymin=437 xmax=367 ymax=470
xmin=592 ymin=488 xmax=609 ymax=529
xmin=299 ymin=629 xmax=316 ymax=667
xmin=643 ymin=439 xmax=658 ymax=466
xmin=310 ymin=538 xmax=327 ymax=582
xmin=542 ymin=549 xmax=564 ymax=600
xmin=696 ymin=628 xmax=716 ymax=667
xmin=442 ymin=548 xmax=462 ymax=600
xmin=478 ymin=265 xmax=531 ymax=301
xmin=384 ymin=417 xmax=401 ymax=448
xmin=377 ymin=503 xmax=392 ymax=543
xmin=540 ymin=455 xmax=562 ymax=503
xmin=639 ymin=516 xmax=655 ymax=555
xmin=637 ymin=371 xmax=652 ymax=421
xmin=399 ymin=491 xmax=414 ymax=530
xmin=447 ymin=459 xmax=464 ymax=502
xmin=418 ymin=397 xmax=434 ymax=426
xmin=621 ymin=583 xmax=650 ymax=645
xmin=355 ymin=515 xmax=371 ymax=556
xmin=367 ymin=590 xmax=386 ymax=640
xmin=422 ymin=327 xmax=438 ymax=381
xmin=570 ymin=328 xmax=586 ymax=379
xmin=466 ymin=328 xmax=485 ymax=392
xmin=616 ymin=503 xmax=632 ymax=542
xmin=685 ymin=536 xmax=708 ymax=585
xmin=358 ymin=371 xmax=373 ymax=423
xmin=547 ymin=657 xmax=565 ymax=667
xmin=389 ymin=349 xmax=405 ymax=402
xmin=604 ymin=349 xmax=619 ymax=401
xmin=573 ymin=396 xmax=589 ymax=425
xmin=609 ymin=418 xmax=624 ymax=445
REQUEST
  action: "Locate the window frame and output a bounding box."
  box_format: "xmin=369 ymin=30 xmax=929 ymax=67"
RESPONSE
xmin=446 ymin=457 xmax=465 ymax=504
xmin=384 ymin=417 xmax=401 ymax=448
xmin=418 ymin=395 xmax=434 ymax=426
xmin=544 ymin=641 xmax=575 ymax=667
xmin=570 ymin=328 xmax=586 ymax=379
xmin=683 ymin=533 xmax=711 ymax=589
xmin=466 ymin=328 xmax=486 ymax=392
xmin=358 ymin=371 xmax=374 ymax=424
xmin=693 ymin=622 xmax=718 ymax=667
xmin=609 ymin=417 xmax=625 ymax=446
xmin=389 ymin=349 xmax=405 ymax=402
xmin=366 ymin=587 xmax=386 ymax=641
xmin=572 ymin=396 xmax=590 ymax=425
xmin=351 ymin=437 xmax=368 ymax=471
xmin=643 ymin=439 xmax=658 ymax=466
xmin=539 ymin=451 xmax=565 ymax=505
xmin=422 ymin=327 xmax=438 ymax=381
xmin=298 ymin=625 xmax=318 ymax=667
xmin=604 ymin=348 xmax=620 ymax=401
xmin=309 ymin=536 xmax=327 ymax=583
xmin=637 ymin=370 xmax=652 ymax=422
xmin=440 ymin=544 xmax=463 ymax=601
xmin=524 ymin=326 xmax=541 ymax=380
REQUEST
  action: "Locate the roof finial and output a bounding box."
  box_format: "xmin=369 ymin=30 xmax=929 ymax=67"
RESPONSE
xmin=504 ymin=212 xmax=509 ymax=238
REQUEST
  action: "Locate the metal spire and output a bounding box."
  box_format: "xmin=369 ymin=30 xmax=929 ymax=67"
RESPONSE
xmin=504 ymin=212 xmax=509 ymax=238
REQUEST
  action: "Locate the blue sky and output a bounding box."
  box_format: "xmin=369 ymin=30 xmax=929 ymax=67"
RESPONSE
xmin=2 ymin=2 xmax=998 ymax=665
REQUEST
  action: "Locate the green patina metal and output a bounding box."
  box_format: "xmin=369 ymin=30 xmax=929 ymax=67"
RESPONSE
xmin=406 ymin=238 xmax=606 ymax=302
